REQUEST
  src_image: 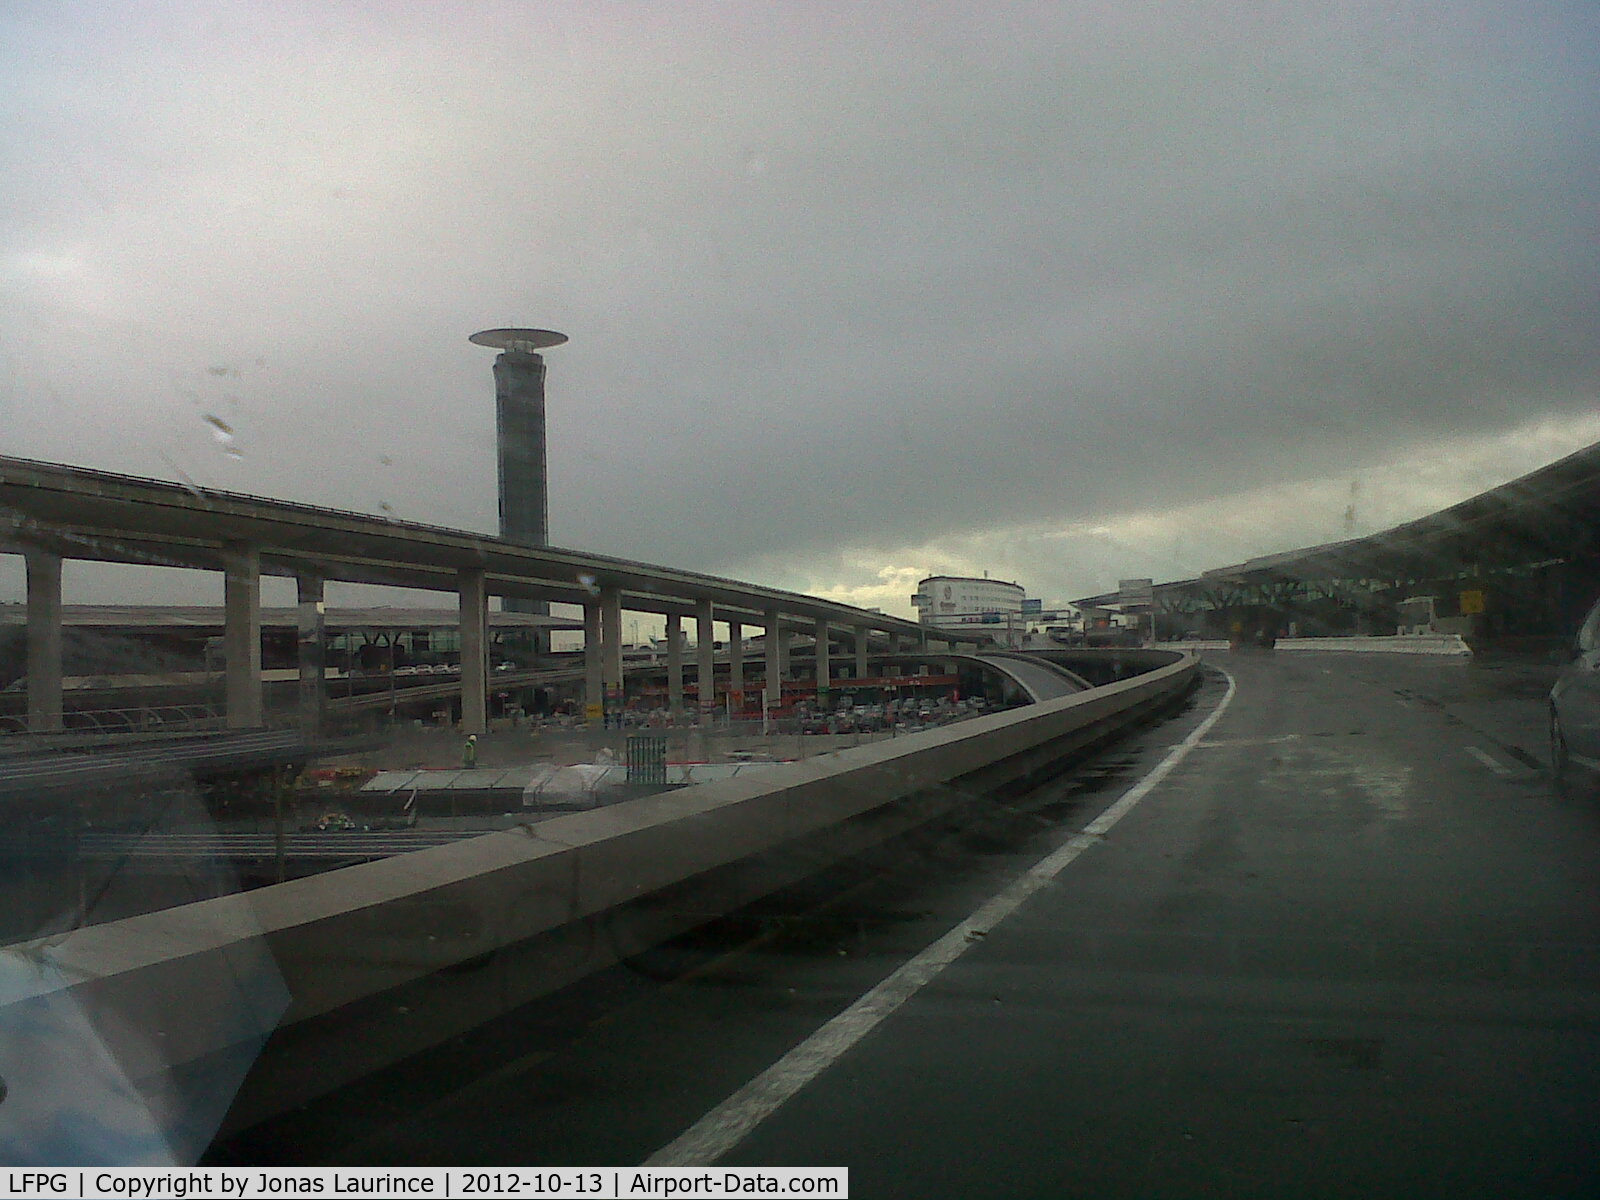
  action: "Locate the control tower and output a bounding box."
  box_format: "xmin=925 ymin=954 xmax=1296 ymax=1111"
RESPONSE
xmin=470 ymin=328 xmax=568 ymax=634
xmin=470 ymin=327 xmax=568 ymax=548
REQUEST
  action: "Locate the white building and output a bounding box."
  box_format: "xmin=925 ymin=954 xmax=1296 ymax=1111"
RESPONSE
xmin=911 ymin=575 xmax=1027 ymax=645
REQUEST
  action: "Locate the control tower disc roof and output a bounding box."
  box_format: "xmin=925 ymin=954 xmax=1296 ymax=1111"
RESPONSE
xmin=469 ymin=328 xmax=568 ymax=353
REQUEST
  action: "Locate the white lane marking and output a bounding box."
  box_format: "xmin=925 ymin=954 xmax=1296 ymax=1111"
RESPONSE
xmin=1465 ymin=746 xmax=1514 ymax=777
xmin=1197 ymin=734 xmax=1300 ymax=748
xmin=644 ymin=668 xmax=1239 ymax=1167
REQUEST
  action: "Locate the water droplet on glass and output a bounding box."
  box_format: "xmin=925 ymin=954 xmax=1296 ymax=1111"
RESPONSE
xmin=202 ymin=413 xmax=242 ymax=458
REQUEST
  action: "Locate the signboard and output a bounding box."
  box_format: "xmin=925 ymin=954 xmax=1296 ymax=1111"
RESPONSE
xmin=1119 ymin=578 xmax=1154 ymax=609
xmin=1460 ymin=589 xmax=1486 ymax=615
xmin=584 ymin=702 xmax=604 ymax=720
xmin=1022 ymin=598 xmax=1043 ymax=615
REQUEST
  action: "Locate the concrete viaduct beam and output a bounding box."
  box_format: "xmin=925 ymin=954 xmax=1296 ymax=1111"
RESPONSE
xmin=765 ymin=608 xmax=783 ymax=707
xmin=666 ymin=614 xmax=684 ymax=721
xmin=696 ymin=599 xmax=715 ymax=719
xmin=296 ymin=573 xmax=326 ymax=735
xmin=600 ymin=586 xmax=623 ymax=715
xmin=583 ymin=601 xmax=603 ymax=720
xmin=459 ymin=568 xmax=488 ymax=736
xmin=223 ymin=544 xmax=263 ymax=729
xmin=25 ymin=548 xmax=63 ymax=732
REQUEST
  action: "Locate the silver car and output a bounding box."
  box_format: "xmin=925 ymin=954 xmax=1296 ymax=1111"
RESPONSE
xmin=1550 ymin=595 xmax=1600 ymax=799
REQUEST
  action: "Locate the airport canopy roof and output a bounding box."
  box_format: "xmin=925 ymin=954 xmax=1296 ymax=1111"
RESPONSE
xmin=1075 ymin=438 xmax=1600 ymax=607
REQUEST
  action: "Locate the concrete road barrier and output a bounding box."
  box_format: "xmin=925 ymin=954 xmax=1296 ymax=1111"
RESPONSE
xmin=1169 ymin=635 xmax=1472 ymax=656
xmin=4 ymin=651 xmax=1200 ymax=1138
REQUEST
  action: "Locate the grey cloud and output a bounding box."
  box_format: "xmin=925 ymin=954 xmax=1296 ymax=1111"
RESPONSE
xmin=1 ymin=1 xmax=1596 ymax=606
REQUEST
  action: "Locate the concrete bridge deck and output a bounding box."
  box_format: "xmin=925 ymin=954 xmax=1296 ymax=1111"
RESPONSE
xmin=207 ymin=649 xmax=1596 ymax=1199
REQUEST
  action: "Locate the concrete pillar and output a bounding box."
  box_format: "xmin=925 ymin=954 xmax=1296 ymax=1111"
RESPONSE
xmin=296 ymin=574 xmax=326 ymax=735
xmin=814 ymin=618 xmax=831 ymax=698
xmin=24 ymin=549 xmax=63 ymax=733
xmin=727 ymin=619 xmax=743 ymax=715
xmin=223 ymin=544 xmax=263 ymax=729
xmin=666 ymin=614 xmax=684 ymax=722
xmin=459 ymin=568 xmax=488 ymax=735
xmin=583 ymin=601 xmax=603 ymax=720
xmin=696 ymin=599 xmax=715 ymax=717
xmin=600 ymin=586 xmax=623 ymax=715
xmin=856 ymin=627 xmax=870 ymax=681
xmin=765 ymin=609 xmax=783 ymax=707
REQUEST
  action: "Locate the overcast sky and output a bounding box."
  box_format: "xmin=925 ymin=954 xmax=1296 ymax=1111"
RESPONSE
xmin=2 ymin=1 xmax=1597 ymax=618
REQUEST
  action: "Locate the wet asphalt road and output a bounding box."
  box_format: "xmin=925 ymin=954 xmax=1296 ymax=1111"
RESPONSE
xmin=221 ymin=651 xmax=1600 ymax=1198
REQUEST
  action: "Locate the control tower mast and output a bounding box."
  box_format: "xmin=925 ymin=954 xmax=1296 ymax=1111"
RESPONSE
xmin=470 ymin=327 xmax=568 ymax=639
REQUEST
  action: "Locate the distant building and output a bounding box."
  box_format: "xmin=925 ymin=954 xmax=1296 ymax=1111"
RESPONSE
xmin=911 ymin=576 xmax=1027 ymax=645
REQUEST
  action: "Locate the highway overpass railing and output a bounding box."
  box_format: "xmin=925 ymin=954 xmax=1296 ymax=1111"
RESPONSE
xmin=1 ymin=649 xmax=1199 ymax=1151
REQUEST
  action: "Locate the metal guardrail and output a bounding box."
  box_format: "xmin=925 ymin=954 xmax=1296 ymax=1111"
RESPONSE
xmin=1151 ymin=634 xmax=1473 ymax=656
xmin=0 ymin=728 xmax=320 ymax=802
xmin=0 ymin=704 xmax=226 ymax=737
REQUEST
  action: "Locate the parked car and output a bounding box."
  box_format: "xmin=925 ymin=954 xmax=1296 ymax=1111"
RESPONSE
xmin=1550 ymin=594 xmax=1600 ymax=800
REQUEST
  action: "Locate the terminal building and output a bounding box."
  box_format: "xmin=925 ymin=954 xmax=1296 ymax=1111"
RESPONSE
xmin=1070 ymin=437 xmax=1600 ymax=649
xmin=912 ymin=575 xmax=1029 ymax=645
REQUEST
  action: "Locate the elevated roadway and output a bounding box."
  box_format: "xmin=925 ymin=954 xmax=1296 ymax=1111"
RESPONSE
xmin=320 ymin=648 xmax=1089 ymax=714
xmin=213 ymin=649 xmax=1600 ymax=1198
xmin=970 ymin=650 xmax=1093 ymax=699
xmin=0 ymin=454 xmax=984 ymax=736
xmin=0 ymin=457 xmax=939 ymax=630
